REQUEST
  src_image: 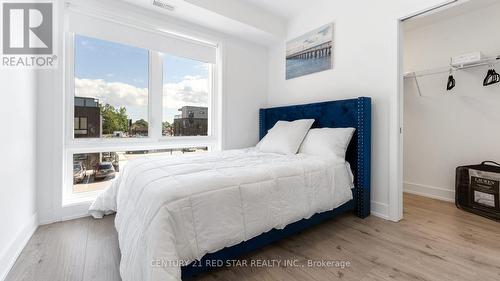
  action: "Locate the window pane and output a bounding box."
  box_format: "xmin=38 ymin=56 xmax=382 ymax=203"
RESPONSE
xmin=80 ymin=117 xmax=88 ymax=129
xmin=74 ymin=35 xmax=149 ymax=139
xmin=72 ymin=147 xmax=208 ymax=193
xmin=74 ymin=117 xmax=79 ymax=129
xmin=162 ymin=54 xmax=210 ymax=137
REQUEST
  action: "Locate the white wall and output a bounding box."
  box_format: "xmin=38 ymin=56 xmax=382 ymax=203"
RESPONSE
xmin=403 ymin=3 xmax=500 ymax=201
xmin=224 ymin=39 xmax=268 ymax=149
xmin=0 ymin=70 xmax=38 ymax=280
xmin=36 ymin=0 xmax=268 ymax=224
xmin=267 ymin=0 xmax=448 ymax=220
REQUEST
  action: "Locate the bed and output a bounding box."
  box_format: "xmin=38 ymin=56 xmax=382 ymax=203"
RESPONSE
xmin=89 ymin=97 xmax=371 ymax=281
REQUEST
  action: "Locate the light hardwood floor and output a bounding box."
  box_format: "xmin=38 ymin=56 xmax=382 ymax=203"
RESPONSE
xmin=6 ymin=193 xmax=500 ymax=281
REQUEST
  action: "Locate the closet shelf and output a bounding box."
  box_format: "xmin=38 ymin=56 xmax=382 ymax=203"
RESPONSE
xmin=404 ymin=55 xmax=500 ymax=97
xmin=404 ymin=55 xmax=500 ymax=79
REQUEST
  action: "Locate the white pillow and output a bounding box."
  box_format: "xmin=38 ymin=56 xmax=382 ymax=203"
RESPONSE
xmin=299 ymin=127 xmax=356 ymax=161
xmin=257 ymin=119 xmax=315 ymax=155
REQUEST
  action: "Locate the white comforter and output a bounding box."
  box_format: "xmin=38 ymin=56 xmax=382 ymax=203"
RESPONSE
xmin=89 ymin=148 xmax=354 ymax=281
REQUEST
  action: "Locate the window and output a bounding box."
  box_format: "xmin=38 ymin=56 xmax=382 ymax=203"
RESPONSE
xmin=162 ymin=54 xmax=211 ymax=137
xmin=74 ymin=117 xmax=88 ymax=135
xmin=74 ymin=35 xmax=149 ymax=139
xmin=73 ymin=148 xmax=208 ymax=193
xmin=65 ymin=12 xmax=219 ymax=202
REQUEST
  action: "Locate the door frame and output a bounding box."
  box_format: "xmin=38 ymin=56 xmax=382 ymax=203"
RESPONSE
xmin=393 ymin=0 xmax=461 ymax=222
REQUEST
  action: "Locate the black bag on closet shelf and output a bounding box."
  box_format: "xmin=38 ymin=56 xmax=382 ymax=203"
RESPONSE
xmin=456 ymin=161 xmax=500 ymax=221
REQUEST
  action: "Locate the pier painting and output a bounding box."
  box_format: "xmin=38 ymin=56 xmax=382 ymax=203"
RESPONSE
xmin=286 ymin=23 xmax=333 ymax=80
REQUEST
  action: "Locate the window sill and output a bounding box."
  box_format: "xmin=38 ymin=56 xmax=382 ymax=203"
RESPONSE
xmin=62 ymin=190 xmax=101 ymax=207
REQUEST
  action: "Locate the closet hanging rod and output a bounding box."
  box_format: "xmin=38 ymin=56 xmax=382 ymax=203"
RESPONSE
xmin=404 ymin=55 xmax=500 ymax=79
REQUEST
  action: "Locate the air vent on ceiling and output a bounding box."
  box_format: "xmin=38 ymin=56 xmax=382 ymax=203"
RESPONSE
xmin=153 ymin=0 xmax=175 ymax=11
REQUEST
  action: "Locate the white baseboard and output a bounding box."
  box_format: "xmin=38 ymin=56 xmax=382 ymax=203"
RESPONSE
xmin=39 ymin=201 xmax=92 ymax=225
xmin=0 ymin=213 xmax=38 ymax=281
xmin=371 ymin=200 xmax=389 ymax=220
xmin=404 ymin=181 xmax=455 ymax=202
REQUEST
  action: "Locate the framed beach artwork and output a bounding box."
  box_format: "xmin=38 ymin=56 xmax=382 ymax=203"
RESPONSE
xmin=286 ymin=23 xmax=334 ymax=80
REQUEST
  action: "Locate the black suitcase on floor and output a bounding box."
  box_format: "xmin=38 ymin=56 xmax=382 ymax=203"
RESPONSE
xmin=456 ymin=161 xmax=500 ymax=221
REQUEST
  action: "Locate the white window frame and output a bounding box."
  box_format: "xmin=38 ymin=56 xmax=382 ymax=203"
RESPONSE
xmin=63 ymin=14 xmax=222 ymax=205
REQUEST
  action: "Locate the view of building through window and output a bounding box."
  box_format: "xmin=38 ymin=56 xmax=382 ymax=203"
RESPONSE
xmin=73 ymin=147 xmax=208 ymax=193
xmin=162 ymin=54 xmax=210 ymax=137
xmin=72 ymin=35 xmax=214 ymax=195
xmin=74 ymin=35 xmax=149 ymax=138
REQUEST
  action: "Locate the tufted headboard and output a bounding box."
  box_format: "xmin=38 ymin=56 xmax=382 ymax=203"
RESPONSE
xmin=259 ymin=97 xmax=371 ymax=218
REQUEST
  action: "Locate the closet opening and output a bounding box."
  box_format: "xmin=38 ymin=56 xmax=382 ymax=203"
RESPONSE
xmin=399 ymin=0 xmax=500 ymax=220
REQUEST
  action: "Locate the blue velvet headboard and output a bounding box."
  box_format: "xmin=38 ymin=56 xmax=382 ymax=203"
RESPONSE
xmin=259 ymin=97 xmax=371 ymax=218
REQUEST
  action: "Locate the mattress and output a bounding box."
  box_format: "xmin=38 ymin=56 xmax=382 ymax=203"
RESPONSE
xmin=89 ymin=148 xmax=354 ymax=281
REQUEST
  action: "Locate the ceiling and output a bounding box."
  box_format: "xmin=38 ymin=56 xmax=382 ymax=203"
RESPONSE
xmin=117 ymin=0 xmax=287 ymax=45
xmin=404 ymin=0 xmax=500 ymax=30
xmin=236 ymin=0 xmax=308 ymax=20
xmin=105 ymin=0 xmax=316 ymax=45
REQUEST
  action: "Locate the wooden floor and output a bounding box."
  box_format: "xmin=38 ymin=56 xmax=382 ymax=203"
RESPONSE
xmin=6 ymin=193 xmax=500 ymax=281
